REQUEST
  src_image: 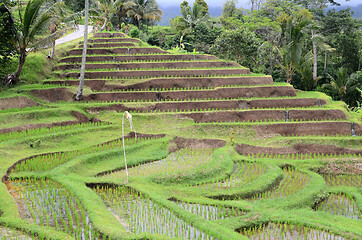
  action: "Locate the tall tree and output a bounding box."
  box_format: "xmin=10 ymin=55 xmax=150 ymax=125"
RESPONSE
xmin=249 ymin=0 xmax=265 ymax=12
xmin=75 ymin=0 xmax=89 ymax=100
xmin=321 ymin=9 xmax=361 ymax=72
xmin=170 ymin=1 xmax=208 ymax=38
xmin=93 ymin=0 xmax=122 ymax=31
xmin=194 ymin=0 xmax=209 ymax=16
xmin=221 ymin=0 xmax=242 ymax=19
xmin=322 ymin=67 xmax=360 ymax=103
xmin=277 ymin=8 xmax=312 ymax=83
xmin=0 ymin=0 xmax=17 ymax=78
xmin=3 ymin=0 xmax=55 ymax=86
xmin=127 ymin=0 xmax=162 ymax=30
xmin=211 ymin=28 xmax=261 ymax=71
xmin=115 ymin=0 xmax=136 ymax=25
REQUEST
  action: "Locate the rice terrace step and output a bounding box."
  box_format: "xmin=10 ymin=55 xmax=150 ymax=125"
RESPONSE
xmin=1 ymin=26 xmax=361 ymax=240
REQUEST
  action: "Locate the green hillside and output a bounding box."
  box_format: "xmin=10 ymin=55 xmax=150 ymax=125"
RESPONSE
xmin=0 ymin=30 xmax=361 ymax=240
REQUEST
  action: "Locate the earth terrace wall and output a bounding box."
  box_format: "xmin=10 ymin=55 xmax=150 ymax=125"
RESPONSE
xmin=68 ymin=47 xmax=169 ymax=56
xmin=87 ymin=98 xmax=326 ymax=113
xmin=93 ymin=32 xmax=126 ymax=38
xmin=59 ymin=54 xmax=218 ymax=63
xmin=84 ymin=86 xmax=296 ymax=102
xmin=44 ymin=76 xmax=274 ymax=91
xmin=0 ymin=97 xmax=39 ymax=110
xmin=89 ymin=38 xmax=141 ymax=44
xmin=181 ymin=109 xmax=345 ymax=123
xmin=255 ymin=122 xmax=361 ymax=136
xmin=78 ymin=42 xmax=137 ymax=48
xmin=56 ymin=61 xmax=240 ymax=71
xmin=61 ymin=69 xmax=251 ymax=79
xmin=236 ymin=143 xmax=362 ymax=156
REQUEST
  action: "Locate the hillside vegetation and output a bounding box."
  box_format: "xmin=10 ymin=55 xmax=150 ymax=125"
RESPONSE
xmin=0 ymin=29 xmax=361 ymax=240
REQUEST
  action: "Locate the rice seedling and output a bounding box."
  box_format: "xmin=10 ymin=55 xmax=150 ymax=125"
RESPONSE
xmin=322 ymin=174 xmax=362 ymax=187
xmin=240 ymin=222 xmax=346 ymax=240
xmin=197 ymin=161 xmax=265 ymax=189
xmin=173 ymin=201 xmax=246 ymax=220
xmin=12 ymin=137 xmax=150 ymax=173
xmin=7 ymin=178 xmax=105 ymax=239
xmin=93 ymin=185 xmax=215 ymax=240
xmin=103 ymin=148 xmax=214 ymax=181
xmin=248 ymin=167 xmax=310 ymax=201
xmin=315 ymin=193 xmax=361 ymax=219
xmin=0 ymin=121 xmax=109 ymax=143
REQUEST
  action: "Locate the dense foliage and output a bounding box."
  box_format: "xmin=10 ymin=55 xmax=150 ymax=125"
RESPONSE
xmin=1 ymin=0 xmax=361 ymax=107
xmin=0 ymin=0 xmax=17 ymax=78
xmin=146 ymin=0 xmax=362 ymax=107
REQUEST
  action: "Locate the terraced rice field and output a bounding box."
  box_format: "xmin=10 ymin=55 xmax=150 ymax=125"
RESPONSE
xmin=0 ymin=32 xmax=361 ymax=240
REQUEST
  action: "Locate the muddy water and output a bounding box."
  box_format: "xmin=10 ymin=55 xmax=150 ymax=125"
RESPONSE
xmin=315 ymin=194 xmax=360 ymax=220
xmin=241 ymin=222 xmax=346 ymax=240
xmin=94 ymin=186 xmax=216 ymax=240
xmin=7 ymin=179 xmax=103 ymax=240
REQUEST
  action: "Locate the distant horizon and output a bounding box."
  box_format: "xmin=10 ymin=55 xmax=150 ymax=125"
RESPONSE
xmin=156 ymin=0 xmax=362 ymax=26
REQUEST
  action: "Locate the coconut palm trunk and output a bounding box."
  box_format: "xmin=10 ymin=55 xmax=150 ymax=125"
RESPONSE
xmin=312 ymin=30 xmax=318 ymax=81
xmin=75 ymin=0 xmax=89 ymax=100
xmin=7 ymin=48 xmax=27 ymax=85
xmin=49 ymin=24 xmax=57 ymax=58
xmin=3 ymin=0 xmax=54 ymax=86
xmin=100 ymin=12 xmax=108 ymax=31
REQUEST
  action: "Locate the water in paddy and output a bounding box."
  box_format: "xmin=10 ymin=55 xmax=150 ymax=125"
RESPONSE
xmin=322 ymin=174 xmax=361 ymax=187
xmin=197 ymin=161 xmax=265 ymax=189
xmin=241 ymin=222 xmax=346 ymax=240
xmin=7 ymin=179 xmax=103 ymax=240
xmin=315 ymin=193 xmax=360 ymax=220
xmin=174 ymin=201 xmax=246 ymax=220
xmin=248 ymin=167 xmax=310 ymax=201
xmin=103 ymin=148 xmax=214 ymax=181
xmin=94 ymin=185 xmax=217 ymax=240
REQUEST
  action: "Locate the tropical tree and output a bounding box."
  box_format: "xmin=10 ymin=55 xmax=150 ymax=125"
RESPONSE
xmin=322 ymin=67 xmax=359 ymax=102
xmin=170 ymin=1 xmax=208 ymax=38
xmin=320 ymin=8 xmax=361 ymax=72
xmin=127 ymin=0 xmax=162 ymax=31
xmin=47 ymin=2 xmax=85 ymax=58
xmin=0 ymin=0 xmax=17 ymax=77
xmin=75 ymin=0 xmax=90 ymax=100
xmin=194 ymin=0 xmax=209 ymax=16
xmin=93 ymin=0 xmax=122 ymax=31
xmin=211 ymin=28 xmax=261 ymax=71
xmin=3 ymin=0 xmax=55 ymax=86
xmin=221 ymin=0 xmax=243 ymax=25
xmin=277 ymin=8 xmax=312 ymax=83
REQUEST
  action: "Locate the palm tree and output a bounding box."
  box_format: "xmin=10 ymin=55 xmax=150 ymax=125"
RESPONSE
xmin=127 ymin=0 xmax=162 ymax=31
xmin=115 ymin=0 xmax=136 ymax=25
xmin=93 ymin=0 xmax=121 ymax=31
xmin=277 ymin=9 xmax=312 ymax=84
xmin=3 ymin=0 xmax=55 ymax=86
xmin=173 ymin=1 xmax=208 ymax=37
xmin=75 ymin=0 xmax=90 ymax=101
xmin=322 ymin=67 xmax=359 ymax=101
xmin=48 ymin=2 xmax=84 ymax=58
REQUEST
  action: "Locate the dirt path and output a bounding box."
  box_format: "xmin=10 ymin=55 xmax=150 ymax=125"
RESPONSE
xmin=55 ymin=25 xmax=93 ymax=46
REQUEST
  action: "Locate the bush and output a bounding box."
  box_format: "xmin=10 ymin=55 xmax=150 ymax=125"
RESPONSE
xmin=129 ymin=27 xmax=140 ymax=38
xmin=20 ymin=53 xmax=47 ymax=83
